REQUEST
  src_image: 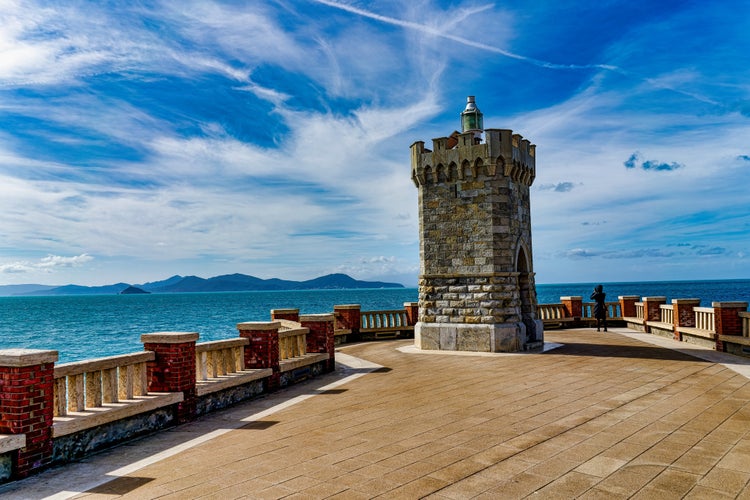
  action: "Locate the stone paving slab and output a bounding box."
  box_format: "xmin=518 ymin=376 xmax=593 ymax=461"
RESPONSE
xmin=3 ymin=328 xmax=750 ymax=499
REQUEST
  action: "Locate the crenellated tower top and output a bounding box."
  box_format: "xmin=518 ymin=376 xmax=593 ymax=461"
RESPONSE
xmin=410 ymin=127 xmax=535 ymax=188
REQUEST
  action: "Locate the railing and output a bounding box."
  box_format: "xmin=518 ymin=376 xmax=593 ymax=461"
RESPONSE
xmin=537 ymin=303 xmax=567 ymax=320
xmin=194 ymin=338 xmax=270 ymax=397
xmin=742 ymin=312 xmax=750 ymax=338
xmin=52 ymin=351 xmax=183 ymax=438
xmin=278 ymin=326 xmax=307 ymax=360
xmin=361 ymin=310 xmax=411 ymax=332
xmin=659 ymin=304 xmax=674 ymax=325
xmin=582 ymin=302 xmax=622 ymax=320
xmin=635 ymin=303 xmax=645 ymax=319
xmin=694 ymin=307 xmax=715 ymax=332
xmin=53 ymin=352 xmax=153 ymax=417
xmin=195 ymin=339 xmax=247 ymax=382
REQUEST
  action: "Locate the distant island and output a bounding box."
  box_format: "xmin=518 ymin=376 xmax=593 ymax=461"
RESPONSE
xmin=119 ymin=286 xmax=150 ymax=295
xmin=0 ymin=273 xmax=405 ymax=297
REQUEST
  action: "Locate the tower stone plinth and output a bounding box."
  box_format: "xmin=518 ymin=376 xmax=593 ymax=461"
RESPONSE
xmin=411 ymin=97 xmax=542 ymax=352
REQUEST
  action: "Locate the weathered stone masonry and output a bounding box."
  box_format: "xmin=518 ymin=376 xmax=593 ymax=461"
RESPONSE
xmin=411 ymin=98 xmax=542 ymax=352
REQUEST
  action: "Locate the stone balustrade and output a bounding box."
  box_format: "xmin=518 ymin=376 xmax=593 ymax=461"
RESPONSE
xmin=1 ymin=295 xmax=747 ymax=484
xmin=52 ymin=350 xmax=183 ymax=439
xmin=0 ymin=314 xmax=338 ymax=483
xmin=537 ymin=297 xmax=621 ymax=329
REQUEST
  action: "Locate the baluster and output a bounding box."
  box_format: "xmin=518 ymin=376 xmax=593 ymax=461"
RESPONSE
xmin=222 ymin=348 xmax=232 ymax=375
xmin=86 ymin=370 xmax=102 ymax=408
xmin=300 ymin=333 xmax=307 ymax=356
xmin=221 ymin=348 xmax=230 ymax=374
xmin=208 ymin=350 xmax=218 ymax=378
xmin=136 ymin=361 xmax=148 ymax=395
xmin=119 ymin=364 xmax=134 ymax=400
xmin=194 ymin=352 xmax=202 ymax=382
xmin=103 ymin=367 xmax=118 ymax=403
xmin=54 ymin=377 xmax=67 ymax=417
xmin=279 ymin=337 xmax=286 ymax=360
xmin=235 ymin=346 xmax=245 ymax=370
xmin=67 ymin=374 xmax=83 ymax=413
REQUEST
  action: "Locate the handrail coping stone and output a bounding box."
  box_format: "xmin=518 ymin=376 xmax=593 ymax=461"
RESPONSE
xmin=278 ymin=327 xmax=308 ymax=339
xmin=236 ymin=321 xmax=281 ymax=331
xmin=694 ymin=307 xmax=715 ymax=313
xmin=195 ymin=338 xmax=249 ymax=352
xmin=0 ymin=434 xmax=26 ymax=453
xmin=299 ymin=313 xmax=334 ymax=322
xmin=140 ymin=332 xmax=199 ymax=343
xmin=712 ymin=301 xmax=749 ymax=309
xmin=0 ymin=349 xmax=58 ymax=367
xmin=55 ymin=351 xmax=155 ymax=377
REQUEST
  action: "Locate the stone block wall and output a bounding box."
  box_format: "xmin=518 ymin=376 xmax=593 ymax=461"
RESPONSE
xmin=418 ymin=275 xmax=521 ymax=325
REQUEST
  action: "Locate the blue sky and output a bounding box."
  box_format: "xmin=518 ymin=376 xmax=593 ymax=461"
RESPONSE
xmin=1 ymin=0 xmax=748 ymax=287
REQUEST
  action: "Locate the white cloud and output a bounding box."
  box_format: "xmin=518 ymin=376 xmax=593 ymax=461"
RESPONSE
xmin=0 ymin=254 xmax=93 ymax=274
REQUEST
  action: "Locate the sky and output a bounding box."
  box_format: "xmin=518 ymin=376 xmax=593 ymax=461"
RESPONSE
xmin=1 ymin=0 xmax=749 ymax=287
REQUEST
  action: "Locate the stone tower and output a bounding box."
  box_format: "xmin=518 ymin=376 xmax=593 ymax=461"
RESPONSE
xmin=410 ymin=96 xmax=543 ymax=352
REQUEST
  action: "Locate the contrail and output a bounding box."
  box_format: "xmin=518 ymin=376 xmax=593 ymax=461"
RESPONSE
xmin=311 ymin=0 xmax=619 ymax=72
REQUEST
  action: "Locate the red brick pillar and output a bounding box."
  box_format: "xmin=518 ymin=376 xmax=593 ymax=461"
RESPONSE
xmin=404 ymin=302 xmax=419 ymax=326
xmin=141 ymin=332 xmax=198 ymax=423
xmin=672 ymin=298 xmax=701 ymax=341
xmin=0 ymin=349 xmax=58 ymax=478
xmin=334 ymin=304 xmax=361 ymax=335
xmin=271 ymin=309 xmax=299 ymax=322
xmin=560 ymin=296 xmax=582 ymax=318
xmin=714 ymin=302 xmax=749 ymax=351
xmin=237 ymin=322 xmax=281 ymax=390
xmin=619 ymin=296 xmax=640 ymax=318
xmin=642 ymin=297 xmax=666 ymax=332
xmin=300 ymin=314 xmax=335 ymax=373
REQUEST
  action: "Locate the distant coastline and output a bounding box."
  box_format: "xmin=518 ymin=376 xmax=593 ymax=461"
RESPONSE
xmin=0 ymin=273 xmax=405 ymax=297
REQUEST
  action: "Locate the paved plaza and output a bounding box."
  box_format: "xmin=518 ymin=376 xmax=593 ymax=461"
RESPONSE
xmin=3 ymin=328 xmax=750 ymax=499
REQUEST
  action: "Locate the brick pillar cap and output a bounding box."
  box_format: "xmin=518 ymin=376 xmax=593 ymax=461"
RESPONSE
xmin=672 ymin=298 xmax=701 ymax=305
xmin=271 ymin=308 xmax=299 ymax=314
xmin=333 ymin=304 xmax=361 ymax=310
xmin=141 ymin=332 xmax=199 ymax=343
xmin=712 ymin=301 xmax=749 ymax=309
xmin=237 ymin=321 xmax=281 ymax=331
xmin=300 ymin=313 xmax=335 ymax=322
xmin=618 ymin=295 xmax=641 ymax=300
xmin=561 ymin=296 xmax=582 ymax=300
xmin=0 ymin=349 xmax=58 ymax=366
xmin=642 ymin=296 xmax=667 ymax=301
xmin=404 ymin=302 xmax=419 ymax=307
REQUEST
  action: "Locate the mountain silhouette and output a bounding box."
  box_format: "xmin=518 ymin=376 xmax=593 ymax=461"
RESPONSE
xmin=6 ymin=273 xmax=404 ymax=296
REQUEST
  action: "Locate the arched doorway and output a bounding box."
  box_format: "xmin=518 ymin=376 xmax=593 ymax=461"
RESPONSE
xmin=517 ymin=245 xmax=537 ymax=342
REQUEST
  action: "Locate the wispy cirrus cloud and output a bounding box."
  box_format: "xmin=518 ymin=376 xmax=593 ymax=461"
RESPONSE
xmin=311 ymin=0 xmax=618 ymax=71
xmin=537 ymin=182 xmax=577 ymax=192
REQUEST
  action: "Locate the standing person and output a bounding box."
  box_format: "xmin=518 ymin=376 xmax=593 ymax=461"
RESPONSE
xmin=590 ymin=284 xmax=608 ymax=332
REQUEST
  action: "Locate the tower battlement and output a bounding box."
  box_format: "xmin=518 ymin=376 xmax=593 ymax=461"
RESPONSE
xmin=410 ymin=129 xmax=536 ymax=188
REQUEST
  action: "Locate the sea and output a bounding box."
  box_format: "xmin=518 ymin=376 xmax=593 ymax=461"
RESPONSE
xmin=1 ymin=279 xmax=748 ymax=363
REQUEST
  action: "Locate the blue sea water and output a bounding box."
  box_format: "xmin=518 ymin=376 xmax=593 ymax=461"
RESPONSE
xmin=1 ymin=280 xmax=748 ymax=363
